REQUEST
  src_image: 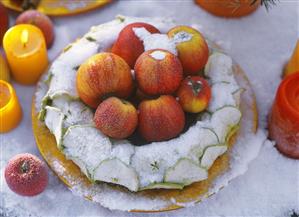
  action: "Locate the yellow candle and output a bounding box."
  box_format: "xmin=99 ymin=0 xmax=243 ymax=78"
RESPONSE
xmin=0 ymin=80 xmax=22 ymax=133
xmin=3 ymin=24 xmax=48 ymax=85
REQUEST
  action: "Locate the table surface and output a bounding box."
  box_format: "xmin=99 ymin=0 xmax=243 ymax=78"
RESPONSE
xmin=1 ymin=1 xmax=298 ymax=216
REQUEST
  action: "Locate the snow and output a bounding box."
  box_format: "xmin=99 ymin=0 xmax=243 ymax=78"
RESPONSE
xmin=37 ymin=16 xmax=242 ymax=191
xmin=150 ymin=50 xmax=167 ymax=60
xmin=133 ymin=27 xmax=178 ymax=55
xmin=172 ymin=31 xmax=193 ymax=44
xmin=1 ymin=1 xmax=298 ymax=216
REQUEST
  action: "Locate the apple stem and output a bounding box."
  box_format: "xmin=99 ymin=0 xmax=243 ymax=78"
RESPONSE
xmin=121 ymin=99 xmax=130 ymax=105
xmin=187 ymin=77 xmax=202 ymax=95
xmin=20 ymin=161 xmax=30 ymax=173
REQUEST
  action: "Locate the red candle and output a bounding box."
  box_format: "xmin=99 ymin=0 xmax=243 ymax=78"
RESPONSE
xmin=268 ymin=72 xmax=299 ymax=159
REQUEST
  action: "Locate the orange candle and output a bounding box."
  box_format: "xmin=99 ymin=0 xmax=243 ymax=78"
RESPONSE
xmin=3 ymin=24 xmax=48 ymax=85
xmin=268 ymin=72 xmax=299 ymax=159
xmin=0 ymin=80 xmax=22 ymax=133
xmin=284 ymin=40 xmax=299 ymax=77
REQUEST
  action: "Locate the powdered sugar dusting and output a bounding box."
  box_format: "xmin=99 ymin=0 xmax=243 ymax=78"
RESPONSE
xmin=32 ymin=17 xmax=264 ymax=212
xmin=52 ymin=160 xmax=66 ymax=175
xmin=30 ymin=16 xmax=267 ymax=211
xmin=1 ymin=3 xmax=297 ymax=215
xmin=133 ymin=27 xmax=177 ymax=55
xmin=150 ymin=50 xmax=166 ymax=60
xmin=132 ymin=27 xmax=151 ymax=39
xmin=172 ymin=31 xmax=193 ymax=44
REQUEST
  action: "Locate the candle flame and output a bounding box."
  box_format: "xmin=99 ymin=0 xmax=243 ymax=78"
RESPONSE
xmin=21 ymin=29 xmax=29 ymax=47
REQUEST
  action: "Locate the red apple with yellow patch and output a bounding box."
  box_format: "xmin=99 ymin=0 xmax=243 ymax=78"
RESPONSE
xmin=138 ymin=95 xmax=185 ymax=142
xmin=16 ymin=10 xmax=54 ymax=48
xmin=111 ymin=22 xmax=160 ymax=68
xmin=76 ymin=52 xmax=134 ymax=109
xmin=167 ymin=26 xmax=209 ymax=75
xmin=176 ymin=76 xmax=211 ymax=113
xmin=135 ymin=49 xmax=183 ymax=96
xmin=94 ymin=97 xmax=138 ymax=139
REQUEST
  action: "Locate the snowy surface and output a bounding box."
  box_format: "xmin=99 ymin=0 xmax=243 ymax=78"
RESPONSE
xmin=0 ymin=1 xmax=298 ymax=216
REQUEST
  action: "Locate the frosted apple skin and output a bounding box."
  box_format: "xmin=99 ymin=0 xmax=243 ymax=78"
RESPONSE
xmin=4 ymin=153 xmax=49 ymax=196
xmin=176 ymin=76 xmax=211 ymax=113
xmin=168 ymin=26 xmax=209 ymax=76
xmin=111 ymin=22 xmax=160 ymax=68
xmin=94 ymin=97 xmax=138 ymax=139
xmin=138 ymin=95 xmax=185 ymax=142
xmin=76 ymin=52 xmax=134 ymax=109
xmin=135 ymin=49 xmax=183 ymax=96
xmin=16 ymin=10 xmax=55 ymax=48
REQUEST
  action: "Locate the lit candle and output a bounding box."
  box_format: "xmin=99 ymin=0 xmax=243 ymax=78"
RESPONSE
xmin=268 ymin=72 xmax=299 ymax=159
xmin=0 ymin=80 xmax=22 ymax=133
xmin=3 ymin=24 xmax=48 ymax=85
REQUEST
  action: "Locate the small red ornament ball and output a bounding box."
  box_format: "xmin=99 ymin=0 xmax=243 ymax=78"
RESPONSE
xmin=4 ymin=153 xmax=49 ymax=196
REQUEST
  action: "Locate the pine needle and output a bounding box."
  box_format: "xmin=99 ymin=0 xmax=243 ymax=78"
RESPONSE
xmin=251 ymin=0 xmax=279 ymax=11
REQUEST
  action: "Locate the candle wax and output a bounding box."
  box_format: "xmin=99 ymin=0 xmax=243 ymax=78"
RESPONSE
xmin=3 ymin=24 xmax=48 ymax=85
xmin=0 ymin=80 xmax=22 ymax=133
xmin=0 ymin=83 xmax=11 ymax=108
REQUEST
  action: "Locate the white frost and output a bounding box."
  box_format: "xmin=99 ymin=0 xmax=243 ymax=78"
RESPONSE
xmin=150 ymin=50 xmax=166 ymax=60
xmin=29 ymin=16 xmax=274 ymax=212
xmin=133 ymin=27 xmax=177 ymax=55
xmin=172 ymin=31 xmax=193 ymax=44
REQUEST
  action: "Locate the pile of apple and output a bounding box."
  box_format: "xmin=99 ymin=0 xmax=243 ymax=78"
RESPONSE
xmin=76 ymin=23 xmax=211 ymax=142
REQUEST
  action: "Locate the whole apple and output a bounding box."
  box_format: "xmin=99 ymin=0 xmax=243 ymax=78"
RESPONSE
xmin=94 ymin=97 xmax=138 ymax=139
xmin=112 ymin=22 xmax=160 ymax=68
xmin=138 ymin=95 xmax=185 ymax=142
xmin=0 ymin=2 xmax=9 ymax=45
xmin=177 ymin=76 xmax=211 ymax=113
xmin=168 ymin=26 xmax=209 ymax=75
xmin=76 ymin=52 xmax=134 ymax=109
xmin=135 ymin=49 xmax=183 ymax=96
xmin=16 ymin=10 xmax=54 ymax=48
xmin=5 ymin=153 xmax=48 ymax=196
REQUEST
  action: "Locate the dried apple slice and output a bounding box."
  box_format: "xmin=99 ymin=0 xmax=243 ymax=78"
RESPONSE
xmin=93 ymin=158 xmax=139 ymax=192
xmin=62 ymin=125 xmax=112 ymax=177
xmin=140 ymin=182 xmax=184 ymax=190
xmin=200 ymin=145 xmax=227 ymax=169
xmin=44 ymin=106 xmax=65 ymax=148
xmin=208 ymin=82 xmax=240 ymax=112
xmin=52 ymin=98 xmax=94 ymax=127
xmin=204 ymin=52 xmax=235 ymax=84
xmin=211 ymin=106 xmax=242 ymax=143
xmin=164 ymin=158 xmax=207 ymax=185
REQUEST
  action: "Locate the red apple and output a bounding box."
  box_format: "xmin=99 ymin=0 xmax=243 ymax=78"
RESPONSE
xmin=4 ymin=153 xmax=48 ymax=196
xmin=76 ymin=52 xmax=134 ymax=109
xmin=177 ymin=76 xmax=211 ymax=113
xmin=94 ymin=97 xmax=138 ymax=139
xmin=0 ymin=2 xmax=9 ymax=45
xmin=138 ymin=95 xmax=185 ymax=142
xmin=111 ymin=22 xmax=160 ymax=68
xmin=167 ymin=26 xmax=209 ymax=75
xmin=135 ymin=49 xmax=183 ymax=96
xmin=16 ymin=10 xmax=54 ymax=48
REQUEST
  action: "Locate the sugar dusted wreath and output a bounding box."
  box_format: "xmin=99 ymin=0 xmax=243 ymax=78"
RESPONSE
xmin=38 ymin=15 xmax=242 ymax=192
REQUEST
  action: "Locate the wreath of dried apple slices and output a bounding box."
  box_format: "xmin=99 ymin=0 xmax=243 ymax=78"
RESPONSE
xmin=32 ymin=16 xmax=258 ymax=212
